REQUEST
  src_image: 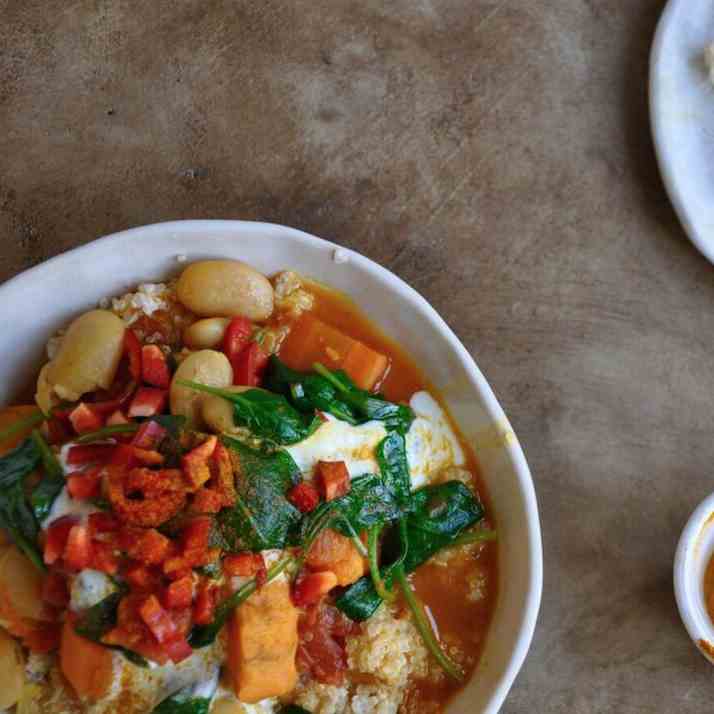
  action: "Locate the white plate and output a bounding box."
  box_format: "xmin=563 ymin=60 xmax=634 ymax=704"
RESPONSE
xmin=650 ymin=0 xmax=714 ymax=264
xmin=0 ymin=220 xmax=542 ymax=713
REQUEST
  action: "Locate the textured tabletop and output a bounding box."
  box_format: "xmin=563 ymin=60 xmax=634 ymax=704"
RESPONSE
xmin=1 ymin=1 xmax=711 ymax=711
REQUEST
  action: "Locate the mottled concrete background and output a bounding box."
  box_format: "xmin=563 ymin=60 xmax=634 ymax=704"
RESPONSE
xmin=2 ymin=0 xmax=713 ymax=711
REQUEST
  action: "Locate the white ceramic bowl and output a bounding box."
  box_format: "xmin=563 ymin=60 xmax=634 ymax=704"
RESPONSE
xmin=674 ymin=491 xmax=714 ymax=663
xmin=0 ymin=220 xmax=542 ymax=713
xmin=650 ymin=0 xmax=714 ymax=265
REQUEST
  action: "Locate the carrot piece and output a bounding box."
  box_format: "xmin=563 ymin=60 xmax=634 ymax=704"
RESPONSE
xmin=228 ymin=578 xmax=299 ymax=703
xmin=306 ymin=528 xmax=367 ymax=587
xmin=279 ymin=314 xmax=388 ymax=390
xmin=60 ymin=620 xmax=114 ymax=701
xmin=315 ymin=461 xmax=350 ymax=501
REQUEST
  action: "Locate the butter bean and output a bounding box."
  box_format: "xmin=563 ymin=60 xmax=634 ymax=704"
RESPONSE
xmin=183 ymin=317 xmax=231 ymax=350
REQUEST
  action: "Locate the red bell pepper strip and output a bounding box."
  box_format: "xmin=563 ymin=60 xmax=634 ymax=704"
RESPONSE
xmin=192 ymin=580 xmax=216 ymax=626
xmin=222 ymin=316 xmax=253 ymax=364
xmin=44 ymin=516 xmax=78 ymax=565
xmin=127 ymin=388 xmax=168 ymax=418
xmin=141 ymin=345 xmax=171 ymax=389
xmin=232 ymin=341 xmax=268 ymax=387
xmin=69 ymin=403 xmax=104 ymax=435
xmin=66 ymin=444 xmax=115 ymax=466
xmin=66 ymin=467 xmax=103 ymax=500
xmin=64 ymin=524 xmax=93 ymax=571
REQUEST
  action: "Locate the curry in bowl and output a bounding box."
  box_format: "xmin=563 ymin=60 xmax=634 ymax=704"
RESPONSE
xmin=0 ymin=259 xmax=497 ymax=714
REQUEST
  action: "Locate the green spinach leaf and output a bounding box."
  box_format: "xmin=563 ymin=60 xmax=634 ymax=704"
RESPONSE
xmin=375 ymin=432 xmax=412 ymax=510
xmin=280 ymin=707 xmax=312 ymax=714
xmin=0 ymin=438 xmax=43 ymax=570
xmin=177 ymin=381 xmax=319 ymax=445
xmin=217 ymin=436 xmax=301 ymax=550
xmin=29 ymin=430 xmax=65 ymax=524
xmin=336 ymin=481 xmax=484 ymax=621
xmin=152 ymin=693 xmax=211 ymax=714
xmin=74 ymin=589 xmax=126 ymax=642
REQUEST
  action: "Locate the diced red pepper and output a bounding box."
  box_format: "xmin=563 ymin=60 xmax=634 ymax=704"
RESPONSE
xmin=123 ymin=562 xmax=162 ymax=591
xmin=132 ymin=419 xmax=167 ymax=450
xmin=138 ymin=594 xmax=178 ymax=644
xmin=121 ymin=527 xmax=173 ymax=566
xmin=163 ymin=635 xmax=193 ymax=664
xmin=192 ymin=580 xmax=216 ymax=625
xmin=41 ymin=570 xmax=69 ymax=608
xmin=223 ymin=552 xmax=265 ymax=577
xmin=132 ymin=447 xmax=165 ymax=465
xmin=90 ymin=380 xmax=137 ymax=415
xmin=191 ymin=488 xmax=224 ymax=514
xmin=162 ymin=575 xmax=194 ymax=610
xmin=182 ymin=436 xmax=218 ymax=491
xmin=232 ymin=341 xmax=268 ymax=387
xmin=106 ymin=410 xmax=130 ymax=426
xmin=179 ymin=517 xmax=213 ymax=566
xmin=68 ymin=403 xmax=104 ymax=435
xmin=316 ymin=461 xmax=351 ymax=501
xmin=66 ymin=466 xmax=103 ymax=500
xmin=292 ymin=571 xmax=338 ymax=607
xmin=89 ymin=512 xmax=119 ymax=535
xmin=64 ymin=524 xmax=93 ymax=571
xmin=288 ymin=482 xmax=321 ymax=513
xmin=67 ymin=444 xmax=115 ymax=466
xmin=124 ymin=329 xmax=143 ymax=381
xmin=222 ymin=316 xmax=253 ymax=364
xmin=127 ymin=388 xmax=168 ymax=418
xmin=141 ymin=345 xmax=171 ymax=389
xmin=44 ymin=516 xmax=78 ymax=565
xmin=91 ymin=541 xmax=119 ymax=575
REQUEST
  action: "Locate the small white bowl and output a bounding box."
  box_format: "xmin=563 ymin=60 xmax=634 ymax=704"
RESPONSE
xmin=674 ymin=491 xmax=714 ymax=662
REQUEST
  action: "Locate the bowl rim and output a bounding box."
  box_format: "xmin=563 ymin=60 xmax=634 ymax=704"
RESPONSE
xmin=0 ymin=219 xmax=543 ymax=712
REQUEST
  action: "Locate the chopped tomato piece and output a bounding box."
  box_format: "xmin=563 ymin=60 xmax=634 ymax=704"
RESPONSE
xmin=138 ymin=594 xmax=178 ymax=644
xmin=288 ymin=482 xmax=321 ymax=513
xmin=292 ymin=571 xmax=338 ymax=607
xmin=127 ymin=388 xmax=168 ymax=418
xmin=106 ymin=409 xmax=130 ymax=426
xmin=132 ymin=447 xmax=165 ymax=465
xmin=132 ymin=420 xmax=167 ymax=450
xmin=69 ymin=403 xmax=104 ymax=435
xmin=222 ymin=316 xmax=253 ymax=364
xmin=64 ymin=524 xmax=93 ymax=571
xmin=44 ymin=516 xmax=78 ymax=565
xmin=121 ymin=527 xmax=173 ymax=565
xmin=141 ymin=345 xmax=171 ymax=389
xmin=42 ymin=570 xmax=69 ymax=608
xmin=163 ymin=635 xmax=194 ymax=664
xmin=182 ymin=436 xmax=218 ymax=491
xmin=89 ymin=512 xmax=119 ymax=535
xmin=223 ymin=552 xmax=265 ymax=577
xmin=232 ymin=341 xmax=268 ymax=387
xmin=315 ymin=461 xmax=350 ymax=501
xmin=67 ymin=467 xmax=103 ymax=500
xmin=67 ymin=444 xmax=115 ymax=466
xmin=124 ymin=329 xmax=143 ymax=381
xmin=162 ymin=575 xmax=194 ymax=610
xmin=192 ymin=580 xmax=216 ymax=625
xmin=91 ymin=541 xmax=119 ymax=575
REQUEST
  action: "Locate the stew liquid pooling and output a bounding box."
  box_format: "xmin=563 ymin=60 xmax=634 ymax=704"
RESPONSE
xmin=0 ymin=262 xmax=498 ymax=714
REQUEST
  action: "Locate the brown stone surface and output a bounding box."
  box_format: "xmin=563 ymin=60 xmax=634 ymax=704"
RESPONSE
xmin=2 ymin=0 xmax=713 ymax=711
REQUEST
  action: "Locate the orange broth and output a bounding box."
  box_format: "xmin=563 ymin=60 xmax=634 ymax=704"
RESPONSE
xmin=278 ymin=280 xmax=498 ymax=712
